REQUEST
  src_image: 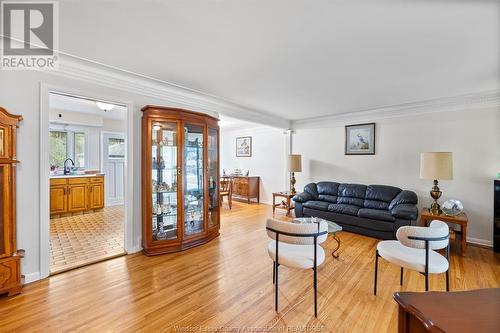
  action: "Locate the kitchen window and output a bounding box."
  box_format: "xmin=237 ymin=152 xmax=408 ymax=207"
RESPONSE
xmin=49 ymin=129 xmax=87 ymax=168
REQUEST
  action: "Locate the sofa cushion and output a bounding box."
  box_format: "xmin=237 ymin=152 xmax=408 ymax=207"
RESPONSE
xmin=318 ymin=194 xmax=337 ymax=203
xmin=389 ymin=190 xmax=418 ymax=210
xmin=304 ymin=183 xmax=319 ymax=199
xmin=303 ymin=200 xmax=330 ymax=211
xmin=365 ymin=185 xmax=402 ymax=202
xmin=293 ymin=192 xmax=314 ymax=203
xmin=391 ymin=204 xmax=418 ymax=220
xmin=328 ymin=203 xmax=360 ymax=216
xmin=317 ymin=182 xmax=340 ymax=196
xmin=337 ymin=183 xmax=366 ymax=207
xmin=358 ymin=208 xmax=396 ymax=222
xmin=364 ymin=200 xmax=390 ymax=210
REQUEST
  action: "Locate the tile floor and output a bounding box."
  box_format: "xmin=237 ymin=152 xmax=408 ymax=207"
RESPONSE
xmin=50 ymin=205 xmax=126 ymax=274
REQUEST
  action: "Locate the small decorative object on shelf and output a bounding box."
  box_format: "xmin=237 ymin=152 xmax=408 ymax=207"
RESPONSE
xmin=141 ymin=106 xmax=220 ymax=255
xmin=0 ymin=107 xmax=24 ymax=296
xmin=442 ymin=199 xmax=464 ymax=216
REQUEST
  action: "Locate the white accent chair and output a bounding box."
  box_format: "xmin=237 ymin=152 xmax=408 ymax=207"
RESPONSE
xmin=374 ymin=220 xmax=450 ymax=295
xmin=266 ymin=218 xmax=328 ymax=318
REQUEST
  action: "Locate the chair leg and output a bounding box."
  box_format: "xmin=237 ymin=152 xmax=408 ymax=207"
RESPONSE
xmin=275 ymin=263 xmax=279 ymax=311
xmin=313 ymin=266 xmax=318 ymax=318
xmin=446 ymin=269 xmax=450 ymax=292
xmin=400 ymin=267 xmax=403 ymax=286
xmin=273 ymin=261 xmax=275 ymax=285
xmin=374 ymin=250 xmax=379 ymax=295
xmin=425 ymin=272 xmax=429 ymax=291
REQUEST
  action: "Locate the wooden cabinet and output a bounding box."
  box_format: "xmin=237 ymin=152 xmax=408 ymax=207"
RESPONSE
xmin=231 ymin=176 xmax=260 ymax=203
xmin=0 ymin=107 xmax=24 ymax=297
xmin=141 ymin=106 xmax=220 ymax=255
xmin=49 ymin=176 xmax=104 ymax=216
xmin=89 ymin=183 xmax=104 ymax=209
xmin=49 ymin=186 xmax=67 ymax=214
xmin=68 ymin=184 xmax=88 ymax=212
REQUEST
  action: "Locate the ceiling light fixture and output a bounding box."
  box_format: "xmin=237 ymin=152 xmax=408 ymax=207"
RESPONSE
xmin=95 ymin=101 xmax=116 ymax=112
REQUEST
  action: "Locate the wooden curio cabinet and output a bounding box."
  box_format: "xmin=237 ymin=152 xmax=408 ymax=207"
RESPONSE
xmin=0 ymin=107 xmax=24 ymax=296
xmin=141 ymin=106 xmax=220 ymax=255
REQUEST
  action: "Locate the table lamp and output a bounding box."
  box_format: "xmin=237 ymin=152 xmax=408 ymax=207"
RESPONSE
xmin=420 ymin=152 xmax=453 ymax=215
xmin=287 ymin=154 xmax=302 ymax=195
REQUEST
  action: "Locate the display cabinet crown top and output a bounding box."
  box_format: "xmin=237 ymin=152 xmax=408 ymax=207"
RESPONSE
xmin=141 ymin=105 xmax=219 ymax=122
xmin=0 ymin=107 xmax=23 ymax=126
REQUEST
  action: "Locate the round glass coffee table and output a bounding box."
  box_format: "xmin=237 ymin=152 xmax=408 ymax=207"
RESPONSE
xmin=293 ymin=217 xmax=342 ymax=259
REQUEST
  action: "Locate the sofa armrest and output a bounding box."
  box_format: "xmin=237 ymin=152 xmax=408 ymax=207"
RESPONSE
xmin=293 ymin=192 xmax=314 ymax=203
xmin=391 ymin=204 xmax=418 ymax=220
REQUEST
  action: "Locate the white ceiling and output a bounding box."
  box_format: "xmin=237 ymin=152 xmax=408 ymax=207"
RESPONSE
xmin=49 ymin=93 xmax=126 ymax=120
xmin=59 ymin=0 xmax=499 ymax=121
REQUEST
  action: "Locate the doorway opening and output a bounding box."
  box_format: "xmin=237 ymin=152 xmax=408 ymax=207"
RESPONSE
xmin=48 ymin=92 xmax=127 ymax=274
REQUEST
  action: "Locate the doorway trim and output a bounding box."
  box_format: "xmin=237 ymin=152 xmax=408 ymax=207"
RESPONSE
xmin=39 ymin=82 xmax=136 ymax=279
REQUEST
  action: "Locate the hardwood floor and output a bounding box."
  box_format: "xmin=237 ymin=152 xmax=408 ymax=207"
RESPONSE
xmin=1 ymin=202 xmax=499 ymax=332
xmin=50 ymin=205 xmax=125 ymax=274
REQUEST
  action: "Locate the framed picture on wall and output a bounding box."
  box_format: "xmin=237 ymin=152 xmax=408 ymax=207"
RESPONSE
xmin=345 ymin=123 xmax=376 ymax=155
xmin=236 ymin=136 xmax=252 ymax=157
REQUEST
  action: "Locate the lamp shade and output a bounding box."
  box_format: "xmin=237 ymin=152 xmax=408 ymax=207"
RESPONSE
xmin=287 ymin=154 xmax=302 ymax=172
xmin=420 ymin=152 xmax=453 ymax=180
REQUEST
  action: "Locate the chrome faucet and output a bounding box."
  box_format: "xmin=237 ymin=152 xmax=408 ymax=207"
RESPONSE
xmin=63 ymin=158 xmax=75 ymax=175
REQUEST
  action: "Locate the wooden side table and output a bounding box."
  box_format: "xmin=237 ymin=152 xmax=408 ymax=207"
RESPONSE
xmin=272 ymin=191 xmax=295 ymax=216
xmin=420 ymin=208 xmax=469 ymax=257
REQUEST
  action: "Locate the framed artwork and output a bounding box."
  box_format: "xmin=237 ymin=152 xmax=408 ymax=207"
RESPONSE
xmin=236 ymin=136 xmax=252 ymax=157
xmin=345 ymin=123 xmax=376 ymax=155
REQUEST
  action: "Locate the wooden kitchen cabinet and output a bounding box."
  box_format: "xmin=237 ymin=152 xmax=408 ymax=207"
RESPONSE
xmin=67 ymin=184 xmax=88 ymax=212
xmin=49 ymin=175 xmax=105 ymax=216
xmin=89 ymin=183 xmax=104 ymax=209
xmin=49 ymin=186 xmax=67 ymax=214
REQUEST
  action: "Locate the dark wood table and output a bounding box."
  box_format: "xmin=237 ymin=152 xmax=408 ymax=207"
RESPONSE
xmin=420 ymin=208 xmax=469 ymax=256
xmin=394 ymin=289 xmax=500 ymax=333
xmin=272 ymin=191 xmax=295 ymax=216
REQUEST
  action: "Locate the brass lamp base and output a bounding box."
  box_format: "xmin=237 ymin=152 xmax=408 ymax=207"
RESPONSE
xmin=430 ymin=179 xmax=442 ymax=215
xmin=290 ymin=172 xmax=296 ymax=195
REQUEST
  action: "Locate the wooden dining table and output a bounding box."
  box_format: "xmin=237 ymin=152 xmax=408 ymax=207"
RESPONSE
xmin=393 ymin=288 xmax=500 ymax=332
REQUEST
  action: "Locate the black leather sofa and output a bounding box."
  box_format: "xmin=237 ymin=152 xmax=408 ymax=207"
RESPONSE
xmin=293 ymin=182 xmax=418 ymax=240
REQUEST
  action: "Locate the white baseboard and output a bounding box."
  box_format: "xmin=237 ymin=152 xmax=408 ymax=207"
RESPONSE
xmin=126 ymin=245 xmax=143 ymax=254
xmin=24 ymin=272 xmax=41 ymax=284
xmin=467 ymin=237 xmax=493 ymax=248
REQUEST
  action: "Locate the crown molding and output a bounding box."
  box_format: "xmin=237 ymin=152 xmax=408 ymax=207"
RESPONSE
xmin=292 ymin=90 xmax=500 ymax=129
xmin=54 ymin=54 xmax=291 ymax=129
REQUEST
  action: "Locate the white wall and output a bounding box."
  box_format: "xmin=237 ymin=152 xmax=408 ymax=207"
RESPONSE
xmin=220 ymin=126 xmax=287 ymax=204
xmin=293 ymin=107 xmax=500 ymax=245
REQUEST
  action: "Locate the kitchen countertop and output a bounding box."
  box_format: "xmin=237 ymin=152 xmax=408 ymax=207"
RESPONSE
xmin=50 ymin=173 xmax=104 ymax=179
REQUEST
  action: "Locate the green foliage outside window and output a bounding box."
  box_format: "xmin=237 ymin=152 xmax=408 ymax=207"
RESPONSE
xmin=49 ymin=131 xmax=67 ymax=168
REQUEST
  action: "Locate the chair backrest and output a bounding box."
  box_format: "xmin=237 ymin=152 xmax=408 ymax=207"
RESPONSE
xmin=396 ymin=220 xmax=449 ymax=250
xmin=266 ymin=218 xmax=328 ymax=245
xmin=220 ymin=177 xmax=232 ymax=192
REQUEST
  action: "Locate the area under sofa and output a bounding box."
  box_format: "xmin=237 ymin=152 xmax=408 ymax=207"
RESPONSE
xmin=293 ymin=182 xmax=418 ymax=239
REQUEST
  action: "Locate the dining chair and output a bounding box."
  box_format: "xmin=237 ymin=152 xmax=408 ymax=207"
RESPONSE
xmin=374 ymin=220 xmax=450 ymax=295
xmin=266 ymin=218 xmax=328 ymax=317
xmin=220 ymin=177 xmax=232 ymax=209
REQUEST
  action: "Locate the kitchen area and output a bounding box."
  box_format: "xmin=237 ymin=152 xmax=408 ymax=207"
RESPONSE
xmin=48 ymin=92 xmax=126 ymax=274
